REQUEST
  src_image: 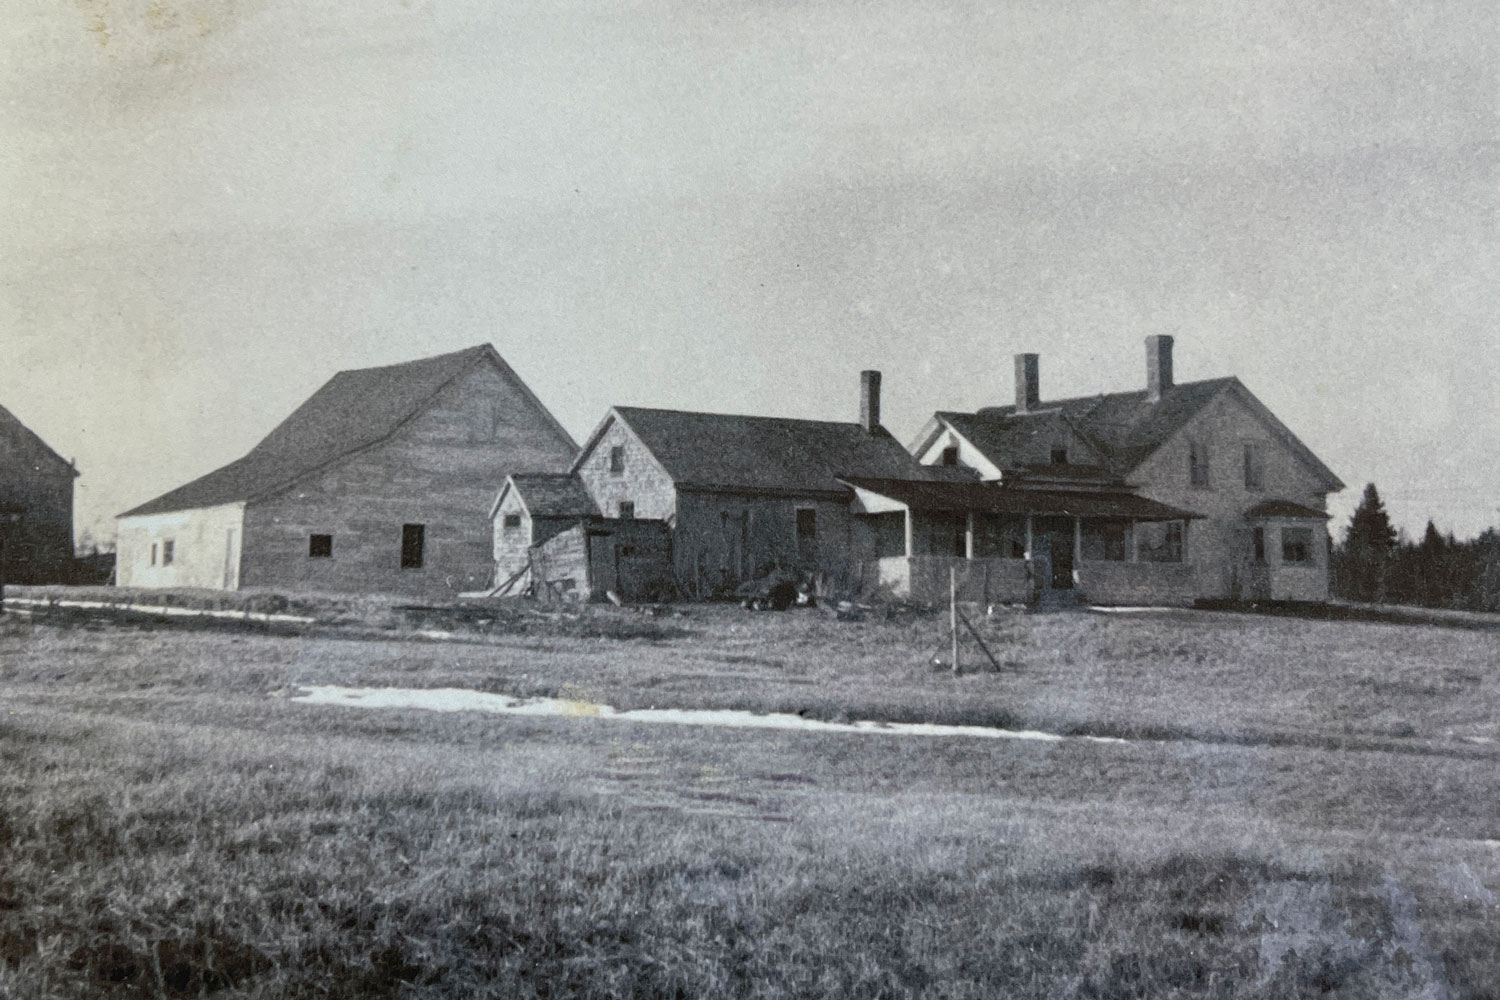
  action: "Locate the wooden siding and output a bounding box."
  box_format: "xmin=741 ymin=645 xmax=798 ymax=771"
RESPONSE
xmin=0 ymin=421 xmax=75 ymax=583
xmin=573 ymin=416 xmax=677 ymax=522
xmin=672 ymin=492 xmax=856 ymax=596
xmin=1130 ymin=390 xmax=1332 ymax=601
xmin=238 ymin=360 xmax=576 ymax=596
xmin=116 ymin=503 xmax=244 ymax=590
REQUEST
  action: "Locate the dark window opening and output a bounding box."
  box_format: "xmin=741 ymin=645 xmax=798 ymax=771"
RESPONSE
xmin=161 ymin=540 xmax=175 ymax=566
xmin=150 ymin=543 xmax=158 ymax=566
xmin=619 ymin=545 xmax=638 ymax=558
xmin=1189 ymin=440 xmax=1211 ymax=488
xmin=1050 ymin=446 xmax=1069 ymax=465
xmin=309 ymin=534 xmax=333 ymax=558
xmin=1081 ymin=521 xmax=1128 ymax=562
xmin=1138 ymin=521 xmax=1184 ymax=563
xmin=400 ymin=524 xmax=425 ymax=569
xmin=940 ymin=445 xmax=959 ymax=467
xmin=502 ymin=514 xmax=522 ymax=531
xmin=1282 ymin=527 xmax=1313 ymax=565
xmin=870 ymin=512 xmax=906 ymax=558
xmin=1252 ymin=527 xmax=1266 ymax=564
xmin=618 ymin=501 xmax=635 ymax=520
xmin=609 ymin=446 xmax=625 ymax=474
xmin=973 ymin=513 xmax=1026 ymax=559
xmin=1243 ymin=443 xmax=1264 ymax=491
xmin=796 ymin=507 xmax=818 ymax=560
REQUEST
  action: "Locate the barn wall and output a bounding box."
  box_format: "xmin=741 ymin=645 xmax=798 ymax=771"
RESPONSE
xmin=530 ymin=524 xmax=590 ymax=602
xmin=574 ymin=418 xmax=677 ymax=522
xmin=1130 ymin=390 xmax=1334 ymax=601
xmin=0 ymin=428 xmax=75 ymax=584
xmin=672 ymin=492 xmax=855 ymax=596
xmin=238 ymin=360 xmax=576 ymax=597
xmin=116 ymin=503 xmax=245 ymax=590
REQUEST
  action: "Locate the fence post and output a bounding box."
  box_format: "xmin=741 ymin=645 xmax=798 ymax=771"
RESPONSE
xmin=950 ymin=564 xmax=960 ymax=675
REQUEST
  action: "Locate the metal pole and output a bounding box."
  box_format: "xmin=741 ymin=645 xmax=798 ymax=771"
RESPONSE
xmin=950 ymin=564 xmax=959 ymax=674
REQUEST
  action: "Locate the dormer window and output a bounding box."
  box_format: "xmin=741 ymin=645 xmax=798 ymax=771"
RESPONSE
xmin=1051 ymin=446 xmax=1068 ymax=465
xmin=939 ymin=445 xmax=959 ymax=467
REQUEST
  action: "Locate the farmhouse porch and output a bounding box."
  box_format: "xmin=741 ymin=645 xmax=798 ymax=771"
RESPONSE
xmin=841 ymin=477 xmax=1201 ymax=607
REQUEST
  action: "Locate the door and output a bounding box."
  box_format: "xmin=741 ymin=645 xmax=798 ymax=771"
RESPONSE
xmin=1034 ymin=516 xmax=1075 ymax=590
xmin=586 ymin=530 xmax=617 ymax=600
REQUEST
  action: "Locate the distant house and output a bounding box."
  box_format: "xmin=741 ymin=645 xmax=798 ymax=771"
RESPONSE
xmin=116 ymin=345 xmax=577 ymax=596
xmin=566 ymin=373 xmax=972 ymax=597
xmin=0 ymin=404 xmax=78 ymax=584
xmin=908 ymin=337 xmax=1344 ymax=602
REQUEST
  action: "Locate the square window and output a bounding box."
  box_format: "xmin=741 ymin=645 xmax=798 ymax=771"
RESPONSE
xmin=1051 ymin=446 xmax=1068 ymax=465
xmin=618 ymin=501 xmax=635 ymax=520
xmin=400 ymin=524 xmax=425 ymax=569
xmin=940 ymin=445 xmax=959 ymax=467
xmin=1081 ymin=521 xmax=1128 ymax=562
xmin=1138 ymin=521 xmax=1184 ymax=563
xmin=1282 ymin=527 xmax=1313 ymax=564
xmin=502 ymin=514 xmax=522 ymax=532
xmin=609 ymin=446 xmax=625 ymax=474
xmin=309 ymin=534 xmax=333 ymax=558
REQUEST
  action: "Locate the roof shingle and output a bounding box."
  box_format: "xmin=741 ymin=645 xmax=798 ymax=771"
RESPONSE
xmin=506 ymin=473 xmax=600 ymax=518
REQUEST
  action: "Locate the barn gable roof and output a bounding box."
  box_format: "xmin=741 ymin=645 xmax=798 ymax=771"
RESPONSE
xmin=122 ymin=344 xmax=572 ymax=518
xmin=928 ymin=377 xmax=1343 ymax=490
xmin=491 ymin=473 xmax=600 ymax=519
xmin=577 ymin=406 xmax=972 ymax=498
xmin=0 ymin=404 xmax=78 ymax=479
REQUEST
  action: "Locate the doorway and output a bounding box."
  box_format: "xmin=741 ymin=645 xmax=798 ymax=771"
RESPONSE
xmin=1034 ymin=516 xmax=1075 ymax=590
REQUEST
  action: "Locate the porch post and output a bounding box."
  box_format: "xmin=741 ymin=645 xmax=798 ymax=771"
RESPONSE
xmin=1024 ymin=516 xmax=1034 ymax=559
xmin=1073 ymin=517 xmax=1083 ymax=562
xmin=903 ymin=506 xmax=914 ymax=558
xmin=1129 ymin=521 xmax=1139 ymax=562
xmin=965 ymin=512 xmax=974 ymax=560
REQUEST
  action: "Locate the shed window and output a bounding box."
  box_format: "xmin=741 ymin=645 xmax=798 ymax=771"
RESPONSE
xmin=1281 ymin=527 xmax=1314 ymax=565
xmin=618 ymin=501 xmax=635 ymax=520
xmin=796 ymin=507 xmax=818 ymax=561
xmin=400 ymin=524 xmax=425 ymax=569
xmin=1189 ymin=440 xmax=1211 ymax=488
xmin=1050 ymin=446 xmax=1069 ymax=465
xmin=939 ymin=445 xmax=960 ymax=467
xmin=609 ymin=446 xmax=625 ymax=474
xmin=150 ymin=543 xmax=158 ymax=566
xmin=308 ymin=534 xmax=333 ymax=558
xmin=502 ymin=514 xmax=522 ymax=532
xmin=1243 ymin=443 xmax=1264 ymax=491
xmin=1137 ymin=521 xmax=1184 ymax=563
xmin=1081 ymin=521 xmax=1128 ymax=562
xmin=161 ymin=539 xmax=175 ymax=566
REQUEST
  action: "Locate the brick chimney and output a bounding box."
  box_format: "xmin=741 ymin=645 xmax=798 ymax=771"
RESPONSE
xmin=1014 ymin=353 xmax=1040 ymax=413
xmin=860 ymin=370 xmax=881 ymax=433
xmin=1146 ymin=335 xmax=1174 ymax=402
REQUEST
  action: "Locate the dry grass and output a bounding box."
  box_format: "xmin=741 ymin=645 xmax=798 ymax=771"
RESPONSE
xmin=2 ymin=607 xmax=1499 ymax=997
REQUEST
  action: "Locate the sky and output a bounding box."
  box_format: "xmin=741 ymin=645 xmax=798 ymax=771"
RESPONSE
xmin=3 ymin=0 xmax=1496 ymax=544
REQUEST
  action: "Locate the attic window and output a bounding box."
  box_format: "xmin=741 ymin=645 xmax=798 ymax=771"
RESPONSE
xmin=1189 ymin=440 xmax=1211 ymax=488
xmin=609 ymin=446 xmax=625 ymax=475
xmin=1050 ymin=446 xmax=1068 ymax=465
xmin=400 ymin=524 xmax=425 ymax=569
xmin=939 ymin=445 xmax=959 ymax=467
xmin=1243 ymin=443 xmax=1265 ymax=491
xmin=308 ymin=534 xmax=333 ymax=558
xmin=502 ymin=514 xmax=522 ymax=532
xmin=618 ymin=502 xmax=635 ymax=520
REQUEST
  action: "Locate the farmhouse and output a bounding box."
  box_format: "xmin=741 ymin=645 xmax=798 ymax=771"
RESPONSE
xmin=567 ymin=372 xmax=972 ymax=598
xmin=909 ymin=337 xmax=1344 ymax=602
xmin=116 ymin=345 xmax=577 ymax=596
xmin=0 ymin=404 xmax=78 ymax=584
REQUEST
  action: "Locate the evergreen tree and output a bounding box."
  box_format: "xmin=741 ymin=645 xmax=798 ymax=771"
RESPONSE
xmin=1336 ymin=483 xmax=1398 ymax=602
xmin=1347 ymin=483 xmax=1397 ymax=552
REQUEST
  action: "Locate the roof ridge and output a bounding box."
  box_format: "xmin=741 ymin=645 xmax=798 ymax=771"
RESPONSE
xmin=963 ymin=375 xmax=1237 ymax=418
xmin=333 ymin=343 xmax=491 ymax=377
xmin=614 ymin=404 xmax=866 ymax=429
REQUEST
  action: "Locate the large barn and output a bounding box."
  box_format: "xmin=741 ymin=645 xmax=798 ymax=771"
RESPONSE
xmin=0 ymin=404 xmax=78 ymax=584
xmin=116 ymin=345 xmax=577 ymax=596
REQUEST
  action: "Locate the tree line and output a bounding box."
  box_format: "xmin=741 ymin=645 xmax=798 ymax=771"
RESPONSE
xmin=1332 ymin=483 xmax=1500 ymax=611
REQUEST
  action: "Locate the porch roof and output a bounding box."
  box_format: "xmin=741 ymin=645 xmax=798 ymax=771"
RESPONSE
xmin=840 ymin=477 xmax=1201 ymax=522
xmin=1244 ymin=499 xmax=1332 ymax=520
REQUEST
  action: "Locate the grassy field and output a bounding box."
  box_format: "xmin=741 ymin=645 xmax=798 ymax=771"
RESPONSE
xmin=2 ymin=602 xmax=1499 ymax=997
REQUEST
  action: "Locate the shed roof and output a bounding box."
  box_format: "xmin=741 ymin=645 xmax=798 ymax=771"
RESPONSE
xmin=840 ymin=477 xmax=1202 ymax=522
xmin=1244 ymin=499 xmax=1332 ymax=520
xmin=122 ymin=344 xmax=562 ymax=518
xmin=591 ymin=407 xmax=971 ymax=497
xmin=499 ymin=473 xmax=600 ymax=518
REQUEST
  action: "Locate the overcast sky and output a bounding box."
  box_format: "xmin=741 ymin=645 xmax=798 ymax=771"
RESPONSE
xmin=4 ymin=0 xmax=1496 ymax=542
